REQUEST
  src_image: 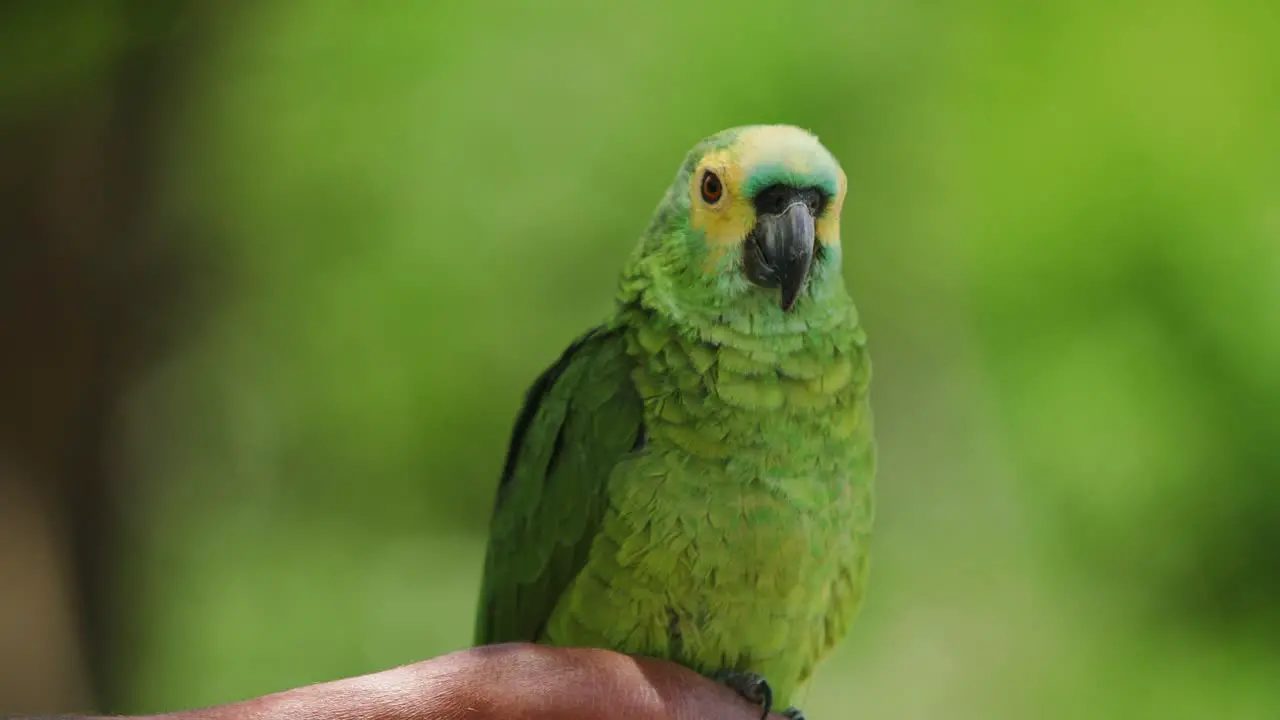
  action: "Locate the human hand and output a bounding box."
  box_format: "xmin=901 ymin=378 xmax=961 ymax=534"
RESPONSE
xmin=57 ymin=643 xmax=786 ymax=720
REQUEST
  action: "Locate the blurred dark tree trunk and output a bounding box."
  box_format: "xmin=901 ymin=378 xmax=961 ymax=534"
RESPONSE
xmin=0 ymin=1 xmax=218 ymax=713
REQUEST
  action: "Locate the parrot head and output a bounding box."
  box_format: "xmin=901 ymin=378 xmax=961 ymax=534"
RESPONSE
xmin=636 ymin=125 xmax=848 ymax=320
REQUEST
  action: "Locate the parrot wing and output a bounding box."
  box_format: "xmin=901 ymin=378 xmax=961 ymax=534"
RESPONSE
xmin=799 ymin=431 xmax=876 ymax=686
xmin=800 ymin=531 xmax=871 ymax=685
xmin=474 ymin=325 xmax=644 ymax=645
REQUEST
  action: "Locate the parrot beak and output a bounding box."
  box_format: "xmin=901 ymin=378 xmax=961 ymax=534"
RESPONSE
xmin=743 ymin=188 xmax=817 ymax=312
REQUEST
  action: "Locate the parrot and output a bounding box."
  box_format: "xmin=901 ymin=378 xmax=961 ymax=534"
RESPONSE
xmin=473 ymin=124 xmax=875 ymax=720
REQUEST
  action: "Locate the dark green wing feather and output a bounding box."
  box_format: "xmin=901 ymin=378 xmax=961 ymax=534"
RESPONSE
xmin=474 ymin=326 xmax=644 ymax=645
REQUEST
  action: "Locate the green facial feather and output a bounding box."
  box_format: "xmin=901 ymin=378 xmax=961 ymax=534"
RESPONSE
xmin=475 ymin=125 xmax=876 ymax=714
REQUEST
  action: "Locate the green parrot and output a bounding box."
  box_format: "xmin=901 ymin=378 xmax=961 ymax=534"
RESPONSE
xmin=474 ymin=124 xmax=875 ymax=719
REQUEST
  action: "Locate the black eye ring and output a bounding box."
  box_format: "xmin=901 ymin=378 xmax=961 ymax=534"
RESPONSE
xmin=700 ymin=171 xmax=723 ymax=204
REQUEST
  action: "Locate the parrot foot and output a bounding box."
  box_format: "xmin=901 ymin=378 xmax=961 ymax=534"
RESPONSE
xmin=781 ymin=706 xmax=807 ymax=720
xmin=711 ymin=670 xmax=774 ymax=720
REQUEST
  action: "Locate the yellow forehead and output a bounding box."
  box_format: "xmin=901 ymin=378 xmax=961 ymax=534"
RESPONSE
xmin=686 ymin=126 xmax=847 ymax=262
xmin=716 ymin=125 xmax=831 ymax=176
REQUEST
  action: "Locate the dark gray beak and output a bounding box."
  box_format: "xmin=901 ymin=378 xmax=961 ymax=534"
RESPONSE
xmin=743 ymin=187 xmax=817 ymax=312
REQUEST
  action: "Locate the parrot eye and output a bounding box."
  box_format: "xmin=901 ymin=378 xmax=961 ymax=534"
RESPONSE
xmin=700 ymin=171 xmax=723 ymax=204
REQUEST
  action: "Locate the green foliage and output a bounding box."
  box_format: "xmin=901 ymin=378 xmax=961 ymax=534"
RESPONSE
xmin=84 ymin=1 xmax=1280 ymax=717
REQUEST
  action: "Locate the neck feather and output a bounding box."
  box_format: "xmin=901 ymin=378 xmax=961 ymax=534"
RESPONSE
xmin=609 ymin=265 xmax=870 ymax=460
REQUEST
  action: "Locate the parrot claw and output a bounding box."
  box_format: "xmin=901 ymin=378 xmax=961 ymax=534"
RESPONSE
xmin=781 ymin=706 xmax=807 ymax=720
xmin=711 ymin=670 xmax=774 ymax=720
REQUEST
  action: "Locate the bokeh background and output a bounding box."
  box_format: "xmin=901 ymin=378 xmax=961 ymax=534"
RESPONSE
xmin=1 ymin=2 xmax=1276 ymax=718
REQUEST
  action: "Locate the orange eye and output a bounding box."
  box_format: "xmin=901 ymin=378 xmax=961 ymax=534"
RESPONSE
xmin=700 ymin=171 xmax=723 ymax=204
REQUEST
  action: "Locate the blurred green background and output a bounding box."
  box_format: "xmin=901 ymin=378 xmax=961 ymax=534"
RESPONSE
xmin=1 ymin=1 xmax=1276 ymax=718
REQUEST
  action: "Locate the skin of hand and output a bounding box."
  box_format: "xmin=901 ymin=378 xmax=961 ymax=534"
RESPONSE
xmin=35 ymin=644 xmax=787 ymax=720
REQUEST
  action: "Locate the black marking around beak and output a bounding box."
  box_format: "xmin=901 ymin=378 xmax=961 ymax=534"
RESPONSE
xmin=743 ymin=186 xmax=818 ymax=312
